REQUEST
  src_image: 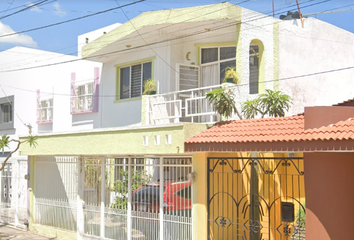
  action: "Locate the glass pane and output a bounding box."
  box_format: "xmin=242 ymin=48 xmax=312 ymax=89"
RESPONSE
xmin=120 ymin=67 xmax=130 ymax=99
xmin=143 ymin=62 xmax=152 ymax=81
xmin=220 ymin=46 xmax=236 ymax=60
xmin=142 ymin=62 xmax=152 ymax=94
xmin=131 ymin=64 xmax=142 ymax=98
xmin=201 ymin=48 xmax=218 ymax=64
xmin=220 ymin=60 xmax=236 ymax=83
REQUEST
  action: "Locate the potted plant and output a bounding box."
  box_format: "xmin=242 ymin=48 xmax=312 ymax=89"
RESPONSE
xmin=143 ymin=78 xmax=157 ymax=95
xmin=222 ymin=66 xmax=240 ymax=84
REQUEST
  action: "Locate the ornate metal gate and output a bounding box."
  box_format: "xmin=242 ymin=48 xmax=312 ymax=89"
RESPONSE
xmin=207 ymin=156 xmax=305 ymax=240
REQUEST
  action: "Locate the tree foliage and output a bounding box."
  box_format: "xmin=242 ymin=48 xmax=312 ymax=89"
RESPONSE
xmin=242 ymin=89 xmax=292 ymax=119
xmin=111 ymin=169 xmax=151 ymax=209
xmin=0 ymin=134 xmax=37 ymax=171
xmin=206 ymin=87 xmax=242 ymax=120
xmin=206 ymin=88 xmax=292 ymax=121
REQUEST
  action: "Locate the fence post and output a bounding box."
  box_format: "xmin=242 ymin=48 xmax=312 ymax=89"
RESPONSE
xmin=100 ymin=158 xmax=105 ymax=238
xmin=77 ymin=157 xmax=84 ymax=240
xmin=127 ymin=157 xmax=132 ymax=240
xmin=14 ymin=159 xmax=19 ymax=225
xmin=159 ymin=157 xmax=164 ymax=240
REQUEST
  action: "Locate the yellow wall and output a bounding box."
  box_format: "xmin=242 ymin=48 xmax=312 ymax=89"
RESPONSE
xmin=192 ymin=152 xmax=305 ymax=240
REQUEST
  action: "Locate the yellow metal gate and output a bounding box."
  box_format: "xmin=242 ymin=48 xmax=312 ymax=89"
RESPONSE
xmin=207 ymin=156 xmax=305 ymax=240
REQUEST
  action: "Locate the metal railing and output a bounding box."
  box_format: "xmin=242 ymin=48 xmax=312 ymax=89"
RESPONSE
xmin=146 ymin=84 xmax=226 ymax=125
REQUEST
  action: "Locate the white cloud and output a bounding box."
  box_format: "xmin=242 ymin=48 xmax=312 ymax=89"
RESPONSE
xmin=53 ymin=2 xmax=66 ymax=17
xmin=0 ymin=22 xmax=37 ymax=47
xmin=27 ymin=2 xmax=42 ymax=13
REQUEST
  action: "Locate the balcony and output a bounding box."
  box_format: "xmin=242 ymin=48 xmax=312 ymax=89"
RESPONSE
xmin=144 ymin=84 xmax=242 ymax=126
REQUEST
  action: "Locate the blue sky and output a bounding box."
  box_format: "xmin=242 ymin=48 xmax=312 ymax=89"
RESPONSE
xmin=0 ymin=0 xmax=353 ymax=56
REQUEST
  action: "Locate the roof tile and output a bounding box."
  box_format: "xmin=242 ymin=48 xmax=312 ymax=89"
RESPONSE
xmin=185 ymin=115 xmax=354 ymax=144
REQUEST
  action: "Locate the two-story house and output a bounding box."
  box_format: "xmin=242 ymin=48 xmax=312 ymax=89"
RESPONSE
xmin=18 ymin=2 xmax=354 ymax=240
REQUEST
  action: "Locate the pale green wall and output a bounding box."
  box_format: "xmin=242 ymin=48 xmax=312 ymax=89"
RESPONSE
xmin=20 ymin=123 xmax=208 ymax=156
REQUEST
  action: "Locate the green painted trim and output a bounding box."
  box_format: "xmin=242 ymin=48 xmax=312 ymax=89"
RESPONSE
xmin=114 ymin=96 xmax=142 ymax=104
xmin=82 ymin=3 xmax=242 ymax=58
xmin=235 ymin=23 xmax=242 ymax=84
xmin=19 ymin=123 xmax=208 ymax=156
xmin=195 ymin=42 xmax=237 ymax=66
xmin=29 ymin=156 xmax=35 ymax=227
xmin=194 ymin=42 xmax=237 ymax=48
xmin=115 ymin=57 xmax=156 ymax=69
xmin=273 ymin=20 xmax=280 ymax=91
xmin=116 ymin=57 xmax=156 ymax=101
xmin=250 ymin=39 xmax=265 ymax=93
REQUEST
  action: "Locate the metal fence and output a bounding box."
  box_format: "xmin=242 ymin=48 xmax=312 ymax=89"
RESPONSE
xmin=33 ymin=156 xmax=193 ymax=240
xmin=34 ymin=156 xmax=78 ymax=231
xmin=0 ymin=159 xmax=28 ymax=227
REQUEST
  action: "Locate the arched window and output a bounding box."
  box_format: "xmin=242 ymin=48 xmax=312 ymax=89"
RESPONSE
xmin=249 ymin=40 xmax=264 ymax=94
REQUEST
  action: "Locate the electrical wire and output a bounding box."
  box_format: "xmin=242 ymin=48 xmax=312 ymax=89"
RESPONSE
xmin=0 ymin=0 xmax=145 ymax=39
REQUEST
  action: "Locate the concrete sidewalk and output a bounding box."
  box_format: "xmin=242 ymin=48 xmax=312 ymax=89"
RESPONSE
xmin=0 ymin=224 xmax=64 ymax=240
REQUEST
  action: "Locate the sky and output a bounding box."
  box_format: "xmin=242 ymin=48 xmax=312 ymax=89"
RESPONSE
xmin=0 ymin=0 xmax=353 ymax=56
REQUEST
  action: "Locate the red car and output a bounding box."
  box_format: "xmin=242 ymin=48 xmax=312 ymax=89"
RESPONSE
xmin=163 ymin=181 xmax=191 ymax=215
xmin=132 ymin=180 xmax=192 ymax=215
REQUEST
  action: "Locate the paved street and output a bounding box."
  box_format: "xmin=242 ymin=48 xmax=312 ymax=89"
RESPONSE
xmin=0 ymin=224 xmax=63 ymax=240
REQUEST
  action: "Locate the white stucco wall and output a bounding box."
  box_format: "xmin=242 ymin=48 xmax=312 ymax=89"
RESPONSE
xmin=279 ymin=18 xmax=354 ymax=115
xmin=0 ymin=47 xmax=101 ymax=156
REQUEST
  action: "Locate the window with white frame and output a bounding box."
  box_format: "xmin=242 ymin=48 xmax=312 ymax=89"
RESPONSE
xmin=119 ymin=61 xmax=152 ymax=99
xmin=75 ymin=82 xmax=94 ymax=111
xmin=71 ymin=67 xmax=100 ymax=114
xmin=39 ymin=99 xmax=53 ymax=122
xmin=200 ymin=46 xmax=236 ymax=86
xmin=0 ymin=96 xmax=14 ymax=130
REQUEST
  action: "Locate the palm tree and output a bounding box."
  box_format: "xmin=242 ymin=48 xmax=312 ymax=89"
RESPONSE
xmin=206 ymin=87 xmax=243 ymax=120
xmin=242 ymin=89 xmax=292 ymax=119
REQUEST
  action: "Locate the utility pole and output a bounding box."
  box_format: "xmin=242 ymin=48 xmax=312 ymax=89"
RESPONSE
xmin=272 ymin=0 xmax=275 ymax=17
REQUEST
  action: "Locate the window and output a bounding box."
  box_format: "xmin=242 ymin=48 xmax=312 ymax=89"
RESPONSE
xmin=70 ymin=67 xmax=100 ymax=114
xmin=39 ymin=99 xmax=53 ymax=122
xmin=0 ymin=96 xmax=14 ymax=130
xmin=76 ymin=82 xmax=94 ymax=111
xmin=119 ymin=61 xmax=152 ymax=99
xmin=200 ymin=46 xmax=236 ymax=86
xmin=249 ymin=45 xmax=259 ymax=94
xmin=1 ymin=103 xmax=12 ymax=123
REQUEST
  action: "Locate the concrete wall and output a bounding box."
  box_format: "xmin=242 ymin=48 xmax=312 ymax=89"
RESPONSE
xmin=279 ymin=18 xmax=354 ymax=115
xmin=304 ymin=152 xmax=354 ymax=240
xmin=0 ymin=47 xmax=101 ymax=157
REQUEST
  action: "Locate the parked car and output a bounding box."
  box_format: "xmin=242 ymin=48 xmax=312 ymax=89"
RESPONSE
xmin=132 ymin=180 xmax=191 ymax=215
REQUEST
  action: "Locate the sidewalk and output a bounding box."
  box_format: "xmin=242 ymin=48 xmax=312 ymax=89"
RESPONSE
xmin=0 ymin=224 xmax=64 ymax=240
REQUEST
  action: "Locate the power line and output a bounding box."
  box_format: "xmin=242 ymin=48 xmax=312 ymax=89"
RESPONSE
xmin=0 ymin=0 xmax=145 ymax=39
xmin=1 ymin=64 xmax=353 ymax=98
xmin=0 ymin=0 xmax=52 ymax=21
xmin=0 ymin=0 xmax=326 ymax=71
xmin=0 ymin=0 xmax=341 ymax=72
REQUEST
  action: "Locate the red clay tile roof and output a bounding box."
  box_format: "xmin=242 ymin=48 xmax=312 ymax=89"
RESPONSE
xmin=333 ymin=98 xmax=354 ymax=107
xmin=185 ymin=115 xmax=354 ymax=144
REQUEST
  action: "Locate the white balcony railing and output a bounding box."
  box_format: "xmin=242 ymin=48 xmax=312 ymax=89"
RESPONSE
xmin=145 ymin=84 xmax=227 ymax=125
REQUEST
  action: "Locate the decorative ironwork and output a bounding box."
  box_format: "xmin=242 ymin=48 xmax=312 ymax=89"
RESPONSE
xmin=207 ymin=156 xmax=305 ymax=240
xmin=215 ymin=216 xmax=232 ymax=228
